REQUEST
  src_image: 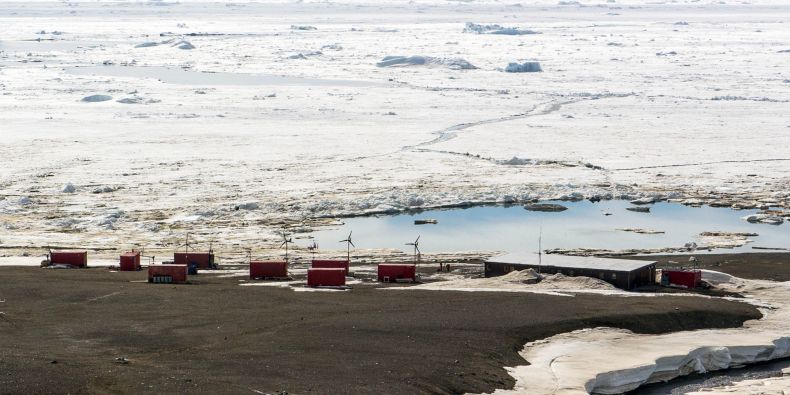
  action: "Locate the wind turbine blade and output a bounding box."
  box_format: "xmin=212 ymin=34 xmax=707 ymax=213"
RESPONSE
xmin=349 ymin=240 xmax=355 ymax=248
xmin=416 ymin=235 xmax=420 ymax=243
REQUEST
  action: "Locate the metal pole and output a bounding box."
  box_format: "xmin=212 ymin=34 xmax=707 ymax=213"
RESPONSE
xmin=538 ymin=225 xmax=542 ymax=275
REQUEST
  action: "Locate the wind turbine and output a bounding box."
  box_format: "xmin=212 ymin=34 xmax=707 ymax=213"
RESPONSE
xmin=280 ymin=232 xmax=293 ymax=262
xmin=406 ymin=235 xmax=421 ymax=265
xmin=339 ymin=231 xmax=354 ymax=263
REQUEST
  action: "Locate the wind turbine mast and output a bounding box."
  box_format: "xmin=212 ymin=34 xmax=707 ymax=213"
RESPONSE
xmin=280 ymin=232 xmax=293 ymax=262
xmin=339 ymin=231 xmax=355 ymax=263
xmin=538 ymin=225 xmax=542 ymax=274
xmin=405 ymin=235 xmax=421 ymax=265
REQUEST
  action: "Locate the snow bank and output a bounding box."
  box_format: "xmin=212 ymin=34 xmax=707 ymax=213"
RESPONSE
xmin=743 ymin=213 xmax=784 ymax=225
xmin=61 ymin=183 xmax=76 ymax=193
xmin=463 ymin=23 xmax=540 ymax=35
xmin=499 ymin=156 xmax=537 ymax=166
xmin=495 ymin=271 xmax=790 ymax=394
xmin=399 ymin=268 xmax=615 ymax=294
xmin=376 ymin=55 xmax=477 ymax=70
xmin=698 ymin=231 xmax=758 ymax=248
xmin=287 ymin=51 xmax=322 ymax=59
xmin=81 ymin=94 xmax=112 ymax=102
xmin=134 ymin=38 xmax=195 ymax=50
xmin=134 ymin=41 xmax=159 ymax=48
xmin=234 ymin=202 xmax=259 ymax=210
xmin=504 ymin=61 xmax=542 ymax=73
xmin=171 ymin=40 xmax=195 ymax=50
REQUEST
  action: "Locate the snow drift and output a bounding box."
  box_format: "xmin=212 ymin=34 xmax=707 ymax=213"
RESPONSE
xmin=504 ymin=61 xmax=542 ymax=73
xmin=463 ymin=22 xmax=540 ymax=35
xmin=81 ymin=94 xmax=112 ymax=102
xmin=376 ymin=55 xmax=477 ymax=70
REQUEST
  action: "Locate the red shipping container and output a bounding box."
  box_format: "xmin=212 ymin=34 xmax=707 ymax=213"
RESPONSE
xmin=662 ymin=269 xmax=702 ymax=289
xmin=119 ymin=251 xmax=141 ymax=271
xmin=148 ymin=264 xmax=188 ymax=284
xmin=250 ymin=261 xmax=288 ymax=279
xmin=307 ymin=268 xmax=346 ymax=287
xmin=378 ymin=264 xmax=417 ymax=283
xmin=50 ymin=251 xmax=87 ymax=268
xmin=311 ymin=259 xmax=349 ymax=275
xmin=173 ymin=252 xmax=215 ymax=269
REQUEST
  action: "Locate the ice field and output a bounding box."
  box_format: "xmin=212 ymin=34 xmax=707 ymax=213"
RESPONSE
xmin=1 ymin=0 xmax=788 ymax=255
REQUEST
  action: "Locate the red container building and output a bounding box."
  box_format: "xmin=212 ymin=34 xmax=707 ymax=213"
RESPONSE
xmin=173 ymin=252 xmax=215 ymax=269
xmin=148 ymin=264 xmax=188 ymax=284
xmin=50 ymin=251 xmax=87 ymax=268
xmin=307 ymin=268 xmax=346 ymax=287
xmin=661 ymin=269 xmax=702 ymax=289
xmin=311 ymin=259 xmax=349 ymax=275
xmin=119 ymin=251 xmax=141 ymax=271
xmin=378 ymin=264 xmax=417 ymax=283
xmin=250 ymin=261 xmax=288 ymax=279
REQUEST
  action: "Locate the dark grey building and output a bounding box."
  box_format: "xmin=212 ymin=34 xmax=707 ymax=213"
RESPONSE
xmin=485 ymin=253 xmax=656 ymax=290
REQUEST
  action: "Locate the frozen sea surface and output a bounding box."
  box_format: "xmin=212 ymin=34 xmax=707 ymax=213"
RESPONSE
xmin=0 ymin=0 xmax=788 ymax=257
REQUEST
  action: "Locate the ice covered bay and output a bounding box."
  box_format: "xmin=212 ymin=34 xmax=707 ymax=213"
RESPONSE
xmin=0 ymin=0 xmax=788 ymax=255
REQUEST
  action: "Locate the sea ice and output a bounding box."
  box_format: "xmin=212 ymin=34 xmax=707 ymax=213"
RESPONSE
xmin=504 ymin=62 xmax=542 ymax=73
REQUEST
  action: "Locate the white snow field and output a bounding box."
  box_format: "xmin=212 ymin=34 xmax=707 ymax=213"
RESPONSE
xmin=0 ymin=0 xmax=788 ymax=256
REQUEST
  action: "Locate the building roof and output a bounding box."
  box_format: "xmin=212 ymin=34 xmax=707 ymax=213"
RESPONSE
xmin=486 ymin=253 xmax=655 ymax=272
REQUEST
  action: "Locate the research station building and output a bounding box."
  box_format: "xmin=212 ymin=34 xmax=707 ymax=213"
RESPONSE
xmin=485 ymin=253 xmax=656 ymax=290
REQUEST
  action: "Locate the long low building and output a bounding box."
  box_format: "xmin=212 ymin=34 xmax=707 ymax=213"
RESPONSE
xmin=485 ymin=253 xmax=656 ymax=290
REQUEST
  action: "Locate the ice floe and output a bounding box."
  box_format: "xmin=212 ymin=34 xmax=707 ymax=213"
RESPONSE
xmin=376 ymin=55 xmax=477 ymax=70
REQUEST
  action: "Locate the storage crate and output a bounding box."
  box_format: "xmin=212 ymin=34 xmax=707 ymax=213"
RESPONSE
xmin=119 ymin=251 xmax=141 ymax=271
xmin=148 ymin=264 xmax=188 ymax=284
xmin=250 ymin=261 xmax=288 ymax=279
xmin=307 ymin=268 xmax=346 ymax=287
xmin=173 ymin=252 xmax=215 ymax=269
xmin=378 ymin=264 xmax=417 ymax=283
xmin=50 ymin=251 xmax=87 ymax=268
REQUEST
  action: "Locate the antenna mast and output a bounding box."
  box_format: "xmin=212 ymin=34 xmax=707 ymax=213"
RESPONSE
xmin=538 ymin=225 xmax=542 ymax=274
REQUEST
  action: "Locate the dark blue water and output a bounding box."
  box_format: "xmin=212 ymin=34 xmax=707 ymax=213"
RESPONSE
xmin=308 ymin=201 xmax=789 ymax=254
